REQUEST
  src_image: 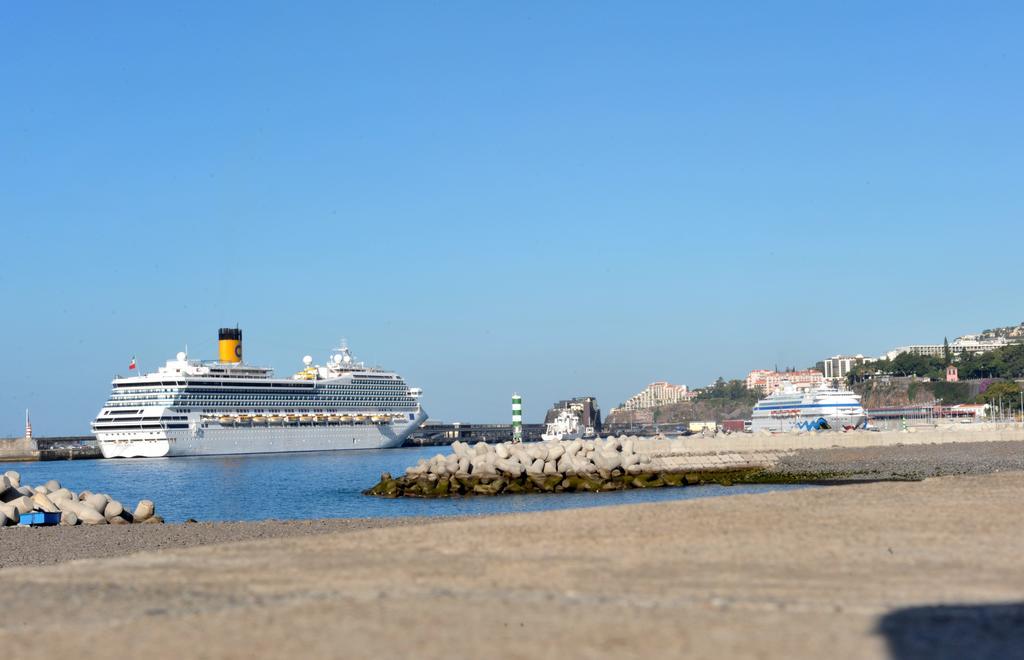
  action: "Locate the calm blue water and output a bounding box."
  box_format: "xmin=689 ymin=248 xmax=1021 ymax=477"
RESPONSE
xmin=1 ymin=447 xmax=807 ymax=523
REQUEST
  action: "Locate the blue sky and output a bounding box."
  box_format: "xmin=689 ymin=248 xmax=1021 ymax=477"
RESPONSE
xmin=1 ymin=2 xmax=1021 ymax=435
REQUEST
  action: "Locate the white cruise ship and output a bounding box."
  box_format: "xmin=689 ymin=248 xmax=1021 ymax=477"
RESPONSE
xmin=92 ymin=328 xmax=427 ymax=458
xmin=751 ymin=383 xmax=866 ymax=433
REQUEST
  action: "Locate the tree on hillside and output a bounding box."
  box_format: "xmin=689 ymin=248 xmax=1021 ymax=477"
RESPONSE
xmin=977 ymin=380 xmax=1022 ymax=405
xmin=695 ymin=378 xmax=759 ymax=406
xmin=958 ymin=344 xmax=1024 ymax=379
xmin=943 ymin=337 xmax=951 ymax=366
xmin=889 ymin=352 xmax=945 ymax=378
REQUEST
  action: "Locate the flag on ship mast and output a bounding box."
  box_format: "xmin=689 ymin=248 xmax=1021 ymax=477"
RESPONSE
xmin=129 ymin=356 xmax=137 ymax=370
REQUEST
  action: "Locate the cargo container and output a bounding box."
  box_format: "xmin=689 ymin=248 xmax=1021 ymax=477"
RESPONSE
xmin=722 ymin=419 xmax=747 ymax=433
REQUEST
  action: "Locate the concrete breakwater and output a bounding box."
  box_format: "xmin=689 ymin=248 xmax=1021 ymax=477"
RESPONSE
xmin=0 ymin=470 xmax=162 ymax=526
xmin=366 ymin=425 xmax=1024 ymax=498
xmin=0 ymin=436 xmax=101 ymax=462
xmin=365 ymin=437 xmax=785 ymax=498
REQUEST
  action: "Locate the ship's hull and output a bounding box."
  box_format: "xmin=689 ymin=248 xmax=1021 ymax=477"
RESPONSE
xmin=750 ymin=411 xmax=867 ymax=433
xmin=98 ymin=411 xmax=427 ymax=458
xmin=541 ymin=431 xmax=582 ymax=443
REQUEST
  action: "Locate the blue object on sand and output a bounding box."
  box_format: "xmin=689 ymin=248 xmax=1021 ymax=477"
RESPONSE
xmin=19 ymin=511 xmax=61 ymax=526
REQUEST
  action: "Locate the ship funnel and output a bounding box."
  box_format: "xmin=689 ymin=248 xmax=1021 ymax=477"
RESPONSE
xmin=218 ymin=327 xmax=242 ymax=363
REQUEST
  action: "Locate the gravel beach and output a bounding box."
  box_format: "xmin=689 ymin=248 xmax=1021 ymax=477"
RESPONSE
xmin=0 ymin=516 xmax=453 ymax=569
xmin=2 ymin=441 xmax=1021 ymax=572
xmin=770 ymin=439 xmax=1024 ymax=480
xmin=0 ymin=470 xmax=1022 ymax=659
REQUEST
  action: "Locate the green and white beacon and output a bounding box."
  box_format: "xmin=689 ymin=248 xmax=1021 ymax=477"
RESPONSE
xmin=512 ymin=393 xmax=523 ymax=443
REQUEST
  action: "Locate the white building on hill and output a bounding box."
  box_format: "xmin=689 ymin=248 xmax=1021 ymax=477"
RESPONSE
xmin=883 ymin=335 xmax=1008 ymax=360
xmin=822 ymin=354 xmax=875 ymax=380
xmin=619 ymin=381 xmax=694 ymax=411
xmin=746 ymin=369 xmax=824 ymax=393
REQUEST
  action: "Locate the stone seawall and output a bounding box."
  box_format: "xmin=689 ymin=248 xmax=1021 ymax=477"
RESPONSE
xmin=366 ymin=424 xmax=1024 ymax=498
xmin=670 ymin=424 xmax=1024 ymax=453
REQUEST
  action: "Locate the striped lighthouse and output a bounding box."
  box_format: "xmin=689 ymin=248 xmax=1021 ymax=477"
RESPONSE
xmin=512 ymin=394 xmax=523 ymax=443
xmin=24 ymin=409 xmax=32 ymax=441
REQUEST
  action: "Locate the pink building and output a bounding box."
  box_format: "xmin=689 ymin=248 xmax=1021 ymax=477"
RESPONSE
xmin=746 ymin=369 xmax=825 ymax=393
xmin=946 ymin=365 xmax=959 ymax=382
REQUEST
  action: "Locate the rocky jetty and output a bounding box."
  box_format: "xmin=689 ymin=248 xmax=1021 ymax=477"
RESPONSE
xmin=365 ymin=438 xmax=763 ymax=498
xmin=0 ymin=470 xmax=163 ymax=526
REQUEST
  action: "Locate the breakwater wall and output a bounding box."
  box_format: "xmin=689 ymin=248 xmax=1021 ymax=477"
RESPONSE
xmin=0 ymin=436 xmax=100 ymax=462
xmin=679 ymin=423 xmax=1024 ymax=453
xmin=366 ymin=424 xmax=1024 ymax=498
xmin=0 ymin=437 xmax=38 ymax=462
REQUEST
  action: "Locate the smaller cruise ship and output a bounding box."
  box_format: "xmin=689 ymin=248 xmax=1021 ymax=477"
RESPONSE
xmin=751 ymin=383 xmax=867 ymax=433
xmin=541 ymin=409 xmax=585 ymax=442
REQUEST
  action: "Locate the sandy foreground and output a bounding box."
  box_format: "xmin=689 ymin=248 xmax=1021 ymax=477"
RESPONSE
xmin=1 ymin=472 xmax=1023 ymax=659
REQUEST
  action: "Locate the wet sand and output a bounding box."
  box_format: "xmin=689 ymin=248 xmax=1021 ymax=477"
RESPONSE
xmin=1 ymin=471 xmax=1023 ymax=659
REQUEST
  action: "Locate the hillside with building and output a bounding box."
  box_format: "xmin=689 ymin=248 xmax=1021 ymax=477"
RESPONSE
xmin=602 ymin=320 xmax=1024 ymax=432
xmin=605 ymin=379 xmax=757 ymax=429
xmin=977 ymin=321 xmax=1024 ymax=342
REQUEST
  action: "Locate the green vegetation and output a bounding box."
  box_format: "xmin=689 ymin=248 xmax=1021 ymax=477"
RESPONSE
xmin=958 ymin=344 xmax=1024 ymax=379
xmin=849 ymin=343 xmax=1024 ymax=382
xmin=929 ymin=381 xmax=972 ymax=404
xmin=694 ymin=378 xmax=760 ymax=406
xmin=977 ymin=380 xmax=1021 ymax=405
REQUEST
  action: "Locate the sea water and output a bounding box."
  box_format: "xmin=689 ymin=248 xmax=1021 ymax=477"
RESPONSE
xmin=1 ymin=446 xmax=808 ymax=522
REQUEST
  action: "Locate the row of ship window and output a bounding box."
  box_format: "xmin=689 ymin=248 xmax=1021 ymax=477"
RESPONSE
xmin=118 ymin=385 xmax=406 ymax=392
xmin=108 ymin=399 xmax=415 ymax=409
xmin=110 ymin=394 xmax=412 ymax=402
xmin=195 ymin=408 xmax=406 ymax=414
xmin=177 ymin=399 xmax=412 ymax=405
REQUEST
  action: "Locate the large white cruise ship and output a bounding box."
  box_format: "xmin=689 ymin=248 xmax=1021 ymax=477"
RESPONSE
xmin=92 ymin=329 xmax=427 ymax=458
xmin=751 ymin=383 xmax=866 ymax=433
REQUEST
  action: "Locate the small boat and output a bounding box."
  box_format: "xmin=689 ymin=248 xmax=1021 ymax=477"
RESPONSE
xmin=541 ymin=409 xmax=583 ymax=443
xmin=218 ymin=415 xmax=235 ymax=426
xmin=269 ymin=415 xmax=284 ymax=425
xmin=327 ymin=414 xmax=340 ymax=423
xmin=286 ymin=415 xmax=299 ymax=425
xmin=252 ymin=415 xmax=266 ymax=424
xmin=299 ymin=414 xmax=313 ymax=423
